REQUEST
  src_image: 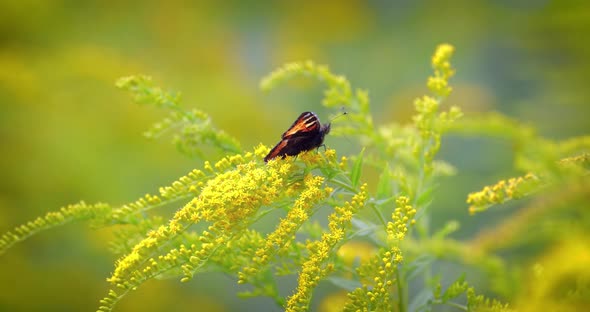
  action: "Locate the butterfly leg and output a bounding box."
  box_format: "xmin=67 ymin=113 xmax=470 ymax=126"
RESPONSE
xmin=317 ymin=144 xmax=327 ymax=152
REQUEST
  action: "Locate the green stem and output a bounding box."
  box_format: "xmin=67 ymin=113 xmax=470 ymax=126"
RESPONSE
xmin=446 ymin=301 xmax=468 ymax=311
xmin=432 ymin=299 xmax=468 ymax=311
xmin=395 ymin=266 xmax=406 ymax=312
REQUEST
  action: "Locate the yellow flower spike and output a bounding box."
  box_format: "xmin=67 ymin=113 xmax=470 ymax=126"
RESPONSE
xmin=427 ymin=76 xmax=450 ymax=97
xmin=324 ymin=148 xmax=337 ymax=162
xmin=240 ymin=174 xmax=328 ymax=284
xmin=254 ymin=143 xmax=270 ymax=159
xmin=467 ymin=172 xmax=545 ymax=214
xmin=286 ymin=184 xmax=368 ymax=312
xmin=324 ymin=187 xmax=334 ymax=197
xmin=228 ymin=154 xmax=244 ymax=165
xmin=432 ymin=44 xmax=455 ymax=75
xmin=300 ymin=151 xmax=323 ymax=165
xmin=339 ymin=156 xmax=348 ymax=170
xmin=277 ymin=162 xmax=293 ymax=175
xmin=345 ymin=196 xmax=414 ymax=310
xmin=107 ymin=147 xmax=297 ymax=294
xmin=428 ymin=44 xmax=455 ymax=97
xmin=385 ymin=196 xmax=415 ymax=244
xmin=214 ymin=157 xmax=230 ymax=170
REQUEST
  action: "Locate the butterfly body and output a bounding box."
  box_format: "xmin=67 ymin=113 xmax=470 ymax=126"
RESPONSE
xmin=264 ymin=112 xmax=331 ymax=162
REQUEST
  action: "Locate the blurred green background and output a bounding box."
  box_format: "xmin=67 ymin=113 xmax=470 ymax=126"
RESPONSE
xmin=1 ymin=0 xmax=589 ymax=311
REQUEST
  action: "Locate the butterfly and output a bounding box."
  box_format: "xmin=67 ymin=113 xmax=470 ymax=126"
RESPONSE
xmin=264 ymin=111 xmax=331 ymax=162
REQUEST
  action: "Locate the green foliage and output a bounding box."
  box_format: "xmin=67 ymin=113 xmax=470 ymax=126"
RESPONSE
xmin=1 ymin=44 xmax=589 ymax=312
xmin=0 ymin=202 xmax=111 ymax=255
xmin=116 ymin=75 xmax=241 ymax=158
xmin=432 ymin=275 xmax=512 ymax=311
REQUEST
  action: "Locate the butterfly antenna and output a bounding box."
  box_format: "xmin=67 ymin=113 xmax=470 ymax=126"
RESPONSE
xmin=329 ymin=108 xmax=353 ymax=145
xmin=329 ymin=110 xmax=348 ymax=123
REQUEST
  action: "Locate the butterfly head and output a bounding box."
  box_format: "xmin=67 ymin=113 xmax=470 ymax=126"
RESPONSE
xmin=321 ymin=122 xmax=331 ymax=136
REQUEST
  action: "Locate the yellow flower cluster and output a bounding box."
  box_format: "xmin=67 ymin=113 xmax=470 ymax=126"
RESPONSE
xmin=409 ymin=45 xmax=458 ymax=180
xmin=286 ymin=184 xmax=368 ymax=312
xmin=467 ymin=173 xmax=542 ymax=214
xmin=108 ymin=149 xmax=295 ymax=288
xmin=239 ymin=174 xmax=330 ymax=284
xmin=294 ymin=148 xmax=340 ymax=169
xmin=371 ymin=247 xmax=403 ymax=308
xmin=339 ymin=156 xmax=348 ymax=171
xmin=181 ymin=230 xmax=227 ymax=282
xmin=177 ymin=162 xmax=287 ymax=228
xmin=210 ymin=229 xmax=266 ymax=272
xmin=324 ymin=148 xmax=337 ymax=162
xmin=428 ymin=43 xmax=455 ymax=97
xmin=369 ymin=197 xmax=414 ymax=306
xmin=413 ymin=95 xmax=441 ymax=147
xmin=386 ymin=196 xmax=417 ymax=242
xmin=343 ymin=196 xmax=415 ymax=311
xmin=557 ymin=153 xmax=589 ymax=171
xmin=344 ymin=246 xmax=404 ymax=312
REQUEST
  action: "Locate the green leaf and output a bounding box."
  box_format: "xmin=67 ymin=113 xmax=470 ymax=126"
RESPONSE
xmin=416 ymin=184 xmax=435 ymax=208
xmin=350 ymin=148 xmax=365 ymax=188
xmin=405 ymin=254 xmax=435 ymax=282
xmin=433 ymin=220 xmax=460 ymax=239
xmin=376 ymin=163 xmax=392 ymax=199
xmin=326 ymin=276 xmax=363 ymax=291
xmin=441 ymin=274 xmax=467 ymax=302
xmin=408 ymin=288 xmax=435 ymax=312
xmin=330 ymin=177 xmax=356 ymax=192
xmin=349 ymin=218 xmax=379 ymax=238
xmin=432 ymin=160 xmax=457 ymax=177
xmin=372 ymin=197 xmax=396 ymax=207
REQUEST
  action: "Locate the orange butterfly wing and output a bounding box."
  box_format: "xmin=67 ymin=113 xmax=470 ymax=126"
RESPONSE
xmin=264 ymin=139 xmax=289 ymax=162
xmin=264 ymin=111 xmax=328 ymax=162
xmin=281 ymin=112 xmax=320 ymax=139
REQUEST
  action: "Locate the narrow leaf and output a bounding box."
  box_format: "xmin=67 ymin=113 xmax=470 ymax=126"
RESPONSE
xmin=376 ymin=163 xmax=392 ymax=199
xmin=408 ymin=288 xmax=435 ymax=312
xmin=326 ymin=276 xmax=363 ymax=291
xmin=350 ymin=148 xmax=365 ymax=188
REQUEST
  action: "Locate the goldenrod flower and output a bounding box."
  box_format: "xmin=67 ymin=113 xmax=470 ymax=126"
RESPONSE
xmin=239 ymin=174 xmax=329 ymax=284
xmin=431 ymin=44 xmax=455 ymax=81
xmin=344 ymin=196 xmax=415 ymax=311
xmin=286 ymin=184 xmax=368 ymax=311
xmin=467 ymin=173 xmax=543 ymax=214
xmin=108 ymin=148 xmax=296 ymax=289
